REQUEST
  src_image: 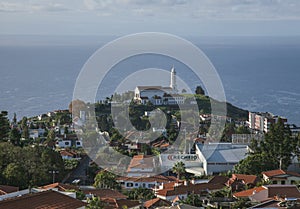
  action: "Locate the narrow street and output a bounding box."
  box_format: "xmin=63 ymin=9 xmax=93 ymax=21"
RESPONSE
xmin=64 ymin=155 xmax=91 ymax=185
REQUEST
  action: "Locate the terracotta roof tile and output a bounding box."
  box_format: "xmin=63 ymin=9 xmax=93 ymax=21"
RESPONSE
xmin=209 ymin=176 xmax=229 ymax=185
xmin=262 ymin=169 xmax=300 ymax=178
xmin=233 ymin=186 xmax=267 ymax=198
xmin=267 ymin=185 xmax=300 ymax=198
xmin=82 ymin=189 xmax=127 ymax=199
xmin=0 ymin=185 xmax=19 ymax=195
xmin=0 ymin=190 xmax=86 ymax=209
xmin=156 ymin=182 xmax=224 ymax=197
xmin=102 ymin=198 xmax=140 ymax=209
xmin=229 ymin=174 xmax=258 ymax=185
xmin=144 ymin=198 xmax=171 ymax=209
xmin=38 ymin=183 xmax=79 ymax=192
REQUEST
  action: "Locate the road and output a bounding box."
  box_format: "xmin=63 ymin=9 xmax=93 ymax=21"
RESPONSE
xmin=64 ymin=155 xmax=91 ymax=185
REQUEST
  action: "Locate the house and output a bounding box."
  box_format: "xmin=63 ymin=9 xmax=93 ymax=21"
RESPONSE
xmin=38 ymin=182 xmax=79 ymax=192
xmin=60 ymin=150 xmax=81 ymax=160
xmin=117 ymin=175 xmax=178 ymax=190
xmin=195 ymin=143 xmax=248 ymax=175
xmin=101 ymin=198 xmax=141 ymax=209
xmin=144 ymin=198 xmax=171 ymax=209
xmin=226 ymin=174 xmax=259 ymax=192
xmin=233 ymin=185 xmax=300 ymax=202
xmin=262 ymin=169 xmax=300 ymax=185
xmin=127 ymin=155 xmax=157 ymax=177
xmin=0 ymin=190 xmax=86 ymax=209
xmin=82 ymin=188 xmax=127 ymax=200
xmin=155 ymin=181 xmax=225 ymax=202
xmin=250 ymin=199 xmax=300 ymax=209
xmin=0 ymin=185 xmax=19 ymax=196
xmin=156 ymin=204 xmax=201 ymax=209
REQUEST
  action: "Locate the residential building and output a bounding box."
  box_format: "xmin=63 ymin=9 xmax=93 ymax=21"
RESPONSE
xmin=127 ymin=155 xmax=157 ymax=177
xmin=248 ymin=112 xmax=287 ymax=133
xmin=0 ymin=190 xmax=86 ymax=209
xmin=144 ymin=198 xmax=171 ymax=209
xmin=233 ymin=185 xmax=300 ymax=202
xmin=117 ymin=175 xmax=178 ymax=190
xmin=262 ymin=169 xmax=300 ymax=185
xmin=155 ymin=181 xmax=224 ymax=202
xmin=226 ymin=174 xmax=259 ymax=192
xmin=0 ymin=185 xmax=19 ymax=196
xmin=82 ymin=188 xmax=127 ymax=200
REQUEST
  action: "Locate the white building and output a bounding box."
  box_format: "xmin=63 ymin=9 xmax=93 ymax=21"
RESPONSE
xmin=195 ymin=143 xmax=248 ymax=175
xmin=134 ymin=67 xmax=185 ymax=105
xmin=248 ymin=112 xmax=287 ymax=133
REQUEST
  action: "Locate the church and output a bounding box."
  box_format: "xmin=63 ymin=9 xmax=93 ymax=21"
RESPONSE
xmin=134 ymin=67 xmax=185 ymax=105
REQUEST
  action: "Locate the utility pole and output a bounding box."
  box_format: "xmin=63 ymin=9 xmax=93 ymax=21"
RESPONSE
xmin=49 ymin=170 xmax=59 ymax=183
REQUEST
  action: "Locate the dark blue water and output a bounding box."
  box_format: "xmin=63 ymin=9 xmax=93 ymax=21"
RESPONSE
xmin=0 ymin=35 xmax=299 ymax=125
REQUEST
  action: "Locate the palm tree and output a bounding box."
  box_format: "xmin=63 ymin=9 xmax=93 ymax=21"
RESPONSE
xmin=172 ymin=161 xmax=186 ymax=180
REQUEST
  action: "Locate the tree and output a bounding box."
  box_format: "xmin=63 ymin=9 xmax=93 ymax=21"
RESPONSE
xmin=195 ymin=85 xmax=205 ymax=95
xmin=172 ymin=161 xmax=186 ymax=179
xmin=9 ymin=128 xmax=21 ymax=146
xmin=46 ymin=129 xmax=56 ymax=143
xmin=86 ymin=196 xmax=104 ymax=209
xmin=126 ymin=187 xmax=155 ymax=201
xmin=235 ymin=118 xmax=295 ymax=175
xmin=0 ymin=111 xmax=10 ymax=141
xmin=94 ymin=170 xmax=120 ymax=190
xmin=180 ymin=193 xmax=202 ymax=207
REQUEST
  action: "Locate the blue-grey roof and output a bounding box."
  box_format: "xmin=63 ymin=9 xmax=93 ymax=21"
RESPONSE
xmin=197 ymin=143 xmax=248 ymax=163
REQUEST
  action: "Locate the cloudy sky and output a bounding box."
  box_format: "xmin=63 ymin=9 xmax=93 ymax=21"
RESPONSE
xmin=1 ymin=0 xmax=300 ymax=36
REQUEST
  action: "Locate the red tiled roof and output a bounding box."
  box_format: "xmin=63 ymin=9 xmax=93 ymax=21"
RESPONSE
xmin=144 ymin=198 xmax=171 ymax=209
xmin=267 ymin=185 xmax=300 ymax=198
xmin=156 ymin=182 xmax=224 ymax=197
xmin=228 ymin=174 xmax=258 ymax=185
xmin=0 ymin=185 xmax=19 ymax=196
xmin=127 ymin=155 xmax=154 ymax=172
xmin=209 ymin=176 xmax=229 ymax=185
xmin=262 ymin=169 xmax=300 ymax=178
xmin=38 ymin=182 xmax=79 ymax=192
xmin=233 ymin=186 xmax=267 ymax=198
xmin=102 ymin=198 xmax=140 ymax=209
xmin=83 ymin=189 xmax=127 ymax=199
xmin=0 ymin=190 xmax=86 ymax=209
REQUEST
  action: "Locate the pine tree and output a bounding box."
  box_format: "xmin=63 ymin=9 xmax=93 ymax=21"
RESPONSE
xmin=0 ymin=111 xmax=10 ymax=141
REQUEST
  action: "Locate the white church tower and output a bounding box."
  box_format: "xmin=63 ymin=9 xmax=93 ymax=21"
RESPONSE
xmin=170 ymin=66 xmax=178 ymax=93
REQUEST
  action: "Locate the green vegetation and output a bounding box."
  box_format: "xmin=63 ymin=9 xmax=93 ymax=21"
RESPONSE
xmin=172 ymin=161 xmax=186 ymax=179
xmin=124 ymin=187 xmax=155 ymax=201
xmin=94 ymin=170 xmax=120 ymax=190
xmin=180 ymin=194 xmax=202 ymax=207
xmin=235 ymin=118 xmax=297 ymax=175
xmin=0 ymin=142 xmax=65 ymax=189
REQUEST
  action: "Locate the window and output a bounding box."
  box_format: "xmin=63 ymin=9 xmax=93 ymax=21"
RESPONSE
xmin=65 ymin=142 xmax=70 ymax=145
xmin=281 ymin=180 xmax=286 ymax=185
xmin=135 ymin=183 xmax=139 ymax=187
xmin=272 ymin=181 xmax=277 ymax=184
xmin=76 ymin=142 xmax=81 ymax=145
xmin=126 ymin=183 xmax=133 ymax=187
xmin=291 ymin=180 xmax=296 ymax=185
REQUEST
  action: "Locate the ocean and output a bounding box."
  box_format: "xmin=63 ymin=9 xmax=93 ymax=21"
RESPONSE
xmin=0 ymin=35 xmax=300 ymax=125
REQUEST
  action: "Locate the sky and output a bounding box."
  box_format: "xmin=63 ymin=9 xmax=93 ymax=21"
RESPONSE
xmin=1 ymin=0 xmax=300 ymax=36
